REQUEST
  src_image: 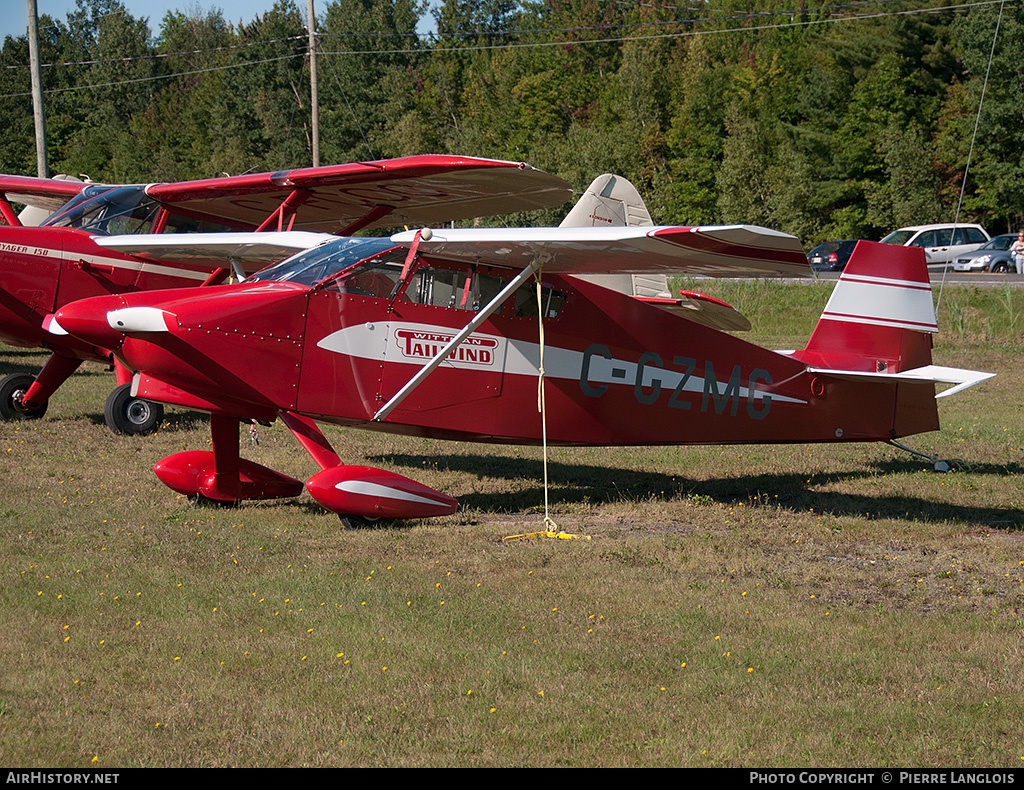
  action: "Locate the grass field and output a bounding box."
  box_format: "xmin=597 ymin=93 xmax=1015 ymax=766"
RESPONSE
xmin=2 ymin=279 xmax=1023 ymax=767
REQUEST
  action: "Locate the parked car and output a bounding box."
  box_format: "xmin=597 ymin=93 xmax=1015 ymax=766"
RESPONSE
xmin=879 ymin=223 xmax=990 ymax=271
xmin=807 ymin=240 xmax=858 ymax=272
xmin=951 ymin=234 xmax=1017 ymax=273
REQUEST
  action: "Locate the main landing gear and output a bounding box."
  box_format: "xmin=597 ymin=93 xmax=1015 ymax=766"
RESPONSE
xmin=0 ymin=354 xmax=163 ymax=436
xmin=153 ymin=413 xmax=458 ymax=522
xmin=104 ymin=383 xmax=164 ymax=436
xmin=0 ymin=373 xmax=48 ymax=420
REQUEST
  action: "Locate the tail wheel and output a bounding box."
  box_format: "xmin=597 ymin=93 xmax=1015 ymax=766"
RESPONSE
xmin=0 ymin=373 xmax=47 ymax=421
xmin=104 ymin=383 xmax=164 ymax=436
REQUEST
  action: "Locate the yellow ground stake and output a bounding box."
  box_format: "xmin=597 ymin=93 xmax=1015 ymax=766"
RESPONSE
xmin=502 ymin=529 xmax=592 ymax=543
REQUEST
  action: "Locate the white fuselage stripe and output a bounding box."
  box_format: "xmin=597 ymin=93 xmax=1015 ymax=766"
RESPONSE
xmin=26 ymin=245 xmax=211 ymax=282
xmin=316 ymin=322 xmax=806 ymax=405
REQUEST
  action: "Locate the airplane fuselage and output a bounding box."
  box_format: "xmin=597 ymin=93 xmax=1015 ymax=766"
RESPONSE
xmin=60 ymin=245 xmax=939 ymax=448
xmin=0 ymin=225 xmax=218 ymax=360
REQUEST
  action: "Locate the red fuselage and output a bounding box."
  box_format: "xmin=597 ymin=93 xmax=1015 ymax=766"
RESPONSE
xmin=55 ymin=243 xmax=940 ymax=448
xmin=0 ymin=224 xmax=215 ymax=361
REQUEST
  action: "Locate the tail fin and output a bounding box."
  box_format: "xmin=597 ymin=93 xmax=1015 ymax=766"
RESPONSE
xmin=563 ymin=174 xmax=670 ymax=298
xmin=559 ymin=173 xmax=654 ymax=229
xmin=796 ymin=241 xmax=937 ymax=373
xmin=794 ymin=240 xmax=993 ymax=399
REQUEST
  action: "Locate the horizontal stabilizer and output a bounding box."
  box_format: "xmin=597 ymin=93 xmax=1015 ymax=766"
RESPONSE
xmin=637 ymin=290 xmax=751 ymax=331
xmin=392 ymin=224 xmax=808 ymax=277
xmin=808 ymin=364 xmax=995 ymax=399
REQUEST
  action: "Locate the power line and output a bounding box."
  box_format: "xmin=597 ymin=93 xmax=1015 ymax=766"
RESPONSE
xmin=0 ymin=0 xmax=1007 ymax=98
xmin=0 ymin=35 xmax=306 ymax=70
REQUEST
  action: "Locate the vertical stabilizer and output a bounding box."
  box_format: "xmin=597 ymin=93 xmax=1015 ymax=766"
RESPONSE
xmin=795 ymin=240 xmax=937 ymax=374
xmin=564 ymin=174 xmax=670 ymax=298
xmin=559 ymin=173 xmax=654 ymax=228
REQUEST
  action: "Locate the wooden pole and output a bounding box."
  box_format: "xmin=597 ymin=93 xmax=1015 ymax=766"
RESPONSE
xmin=307 ymin=0 xmax=320 ymax=167
xmin=26 ymin=0 xmax=48 ymax=177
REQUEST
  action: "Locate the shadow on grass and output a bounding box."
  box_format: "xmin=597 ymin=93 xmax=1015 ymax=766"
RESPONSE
xmin=82 ymin=408 xmax=208 ymax=432
xmin=0 ymin=353 xmax=109 ymax=378
xmin=373 ymin=451 xmax=1024 ymax=530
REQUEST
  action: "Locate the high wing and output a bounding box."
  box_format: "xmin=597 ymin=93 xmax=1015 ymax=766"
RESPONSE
xmin=144 ymin=155 xmax=572 ymax=234
xmin=390 ymin=224 xmax=808 ymax=277
xmin=95 ymin=231 xmax=335 ymax=273
xmin=0 ymin=174 xmax=92 ymax=216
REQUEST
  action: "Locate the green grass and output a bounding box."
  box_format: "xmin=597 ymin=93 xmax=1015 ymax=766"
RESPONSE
xmin=2 ymin=282 xmax=1024 ymax=766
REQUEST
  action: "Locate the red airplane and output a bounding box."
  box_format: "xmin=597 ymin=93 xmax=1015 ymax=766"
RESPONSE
xmin=51 ymin=180 xmax=993 ymax=525
xmin=0 ymin=155 xmax=571 ymax=434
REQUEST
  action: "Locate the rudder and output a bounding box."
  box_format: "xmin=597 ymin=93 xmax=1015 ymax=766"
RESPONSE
xmin=795 ymin=240 xmax=937 ymax=374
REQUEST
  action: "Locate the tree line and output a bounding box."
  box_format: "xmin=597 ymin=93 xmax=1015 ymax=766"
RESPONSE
xmin=2 ymin=0 xmax=1022 ymax=243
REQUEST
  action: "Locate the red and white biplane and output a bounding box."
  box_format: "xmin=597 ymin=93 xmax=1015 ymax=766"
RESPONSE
xmin=51 ymin=176 xmax=994 ymax=523
xmin=0 ymin=155 xmax=571 ymax=433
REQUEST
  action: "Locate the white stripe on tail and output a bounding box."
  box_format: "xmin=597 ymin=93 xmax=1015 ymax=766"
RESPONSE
xmin=793 ymin=240 xmax=992 ymax=396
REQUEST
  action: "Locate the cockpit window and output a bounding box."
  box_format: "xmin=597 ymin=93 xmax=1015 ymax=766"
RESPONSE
xmin=245 ymin=237 xmax=398 ymax=287
xmin=43 ymin=184 xmax=234 ymax=235
xmin=42 ymin=185 xmax=118 ymax=228
xmin=44 ymin=185 xmax=156 ymax=233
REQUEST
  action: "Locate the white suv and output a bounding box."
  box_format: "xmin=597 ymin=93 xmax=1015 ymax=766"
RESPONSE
xmin=879 ymin=224 xmax=990 ymax=271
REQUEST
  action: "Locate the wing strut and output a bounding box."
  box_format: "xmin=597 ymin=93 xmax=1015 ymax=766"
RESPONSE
xmin=254 ymin=188 xmax=312 ymax=232
xmin=373 ymin=256 xmax=545 ymax=422
xmin=0 ymin=195 xmax=21 ymax=226
xmin=338 ymin=204 xmax=395 ymax=236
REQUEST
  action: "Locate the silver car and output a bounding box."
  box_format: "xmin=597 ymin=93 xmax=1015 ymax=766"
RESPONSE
xmin=951 ymin=234 xmax=1017 ymax=273
xmin=880 ymin=223 xmax=990 ymax=271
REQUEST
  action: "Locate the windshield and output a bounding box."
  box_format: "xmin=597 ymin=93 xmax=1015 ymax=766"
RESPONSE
xmin=44 ymin=185 xmax=155 ymax=233
xmin=43 ymin=184 xmax=235 ymax=235
xmin=880 ymin=230 xmax=915 ymax=245
xmin=983 ymin=235 xmax=1015 ymax=251
xmin=245 ymin=237 xmax=399 ymax=287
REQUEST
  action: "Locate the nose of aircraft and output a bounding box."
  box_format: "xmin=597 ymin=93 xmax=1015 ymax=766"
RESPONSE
xmin=53 ymin=295 xmax=131 ymax=351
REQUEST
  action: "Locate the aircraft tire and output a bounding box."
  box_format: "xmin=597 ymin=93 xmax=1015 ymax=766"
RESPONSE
xmin=0 ymin=373 xmax=47 ymax=421
xmin=338 ymin=514 xmax=389 ymax=529
xmin=104 ymin=383 xmax=164 ymax=436
xmin=188 ymin=494 xmax=237 ymax=509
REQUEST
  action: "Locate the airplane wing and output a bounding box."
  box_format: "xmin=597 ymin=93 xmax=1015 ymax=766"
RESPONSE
xmin=144 ymin=155 xmax=572 ymax=233
xmin=390 ymin=224 xmax=809 ymax=277
xmin=95 ymin=231 xmax=335 ymax=270
xmin=0 ymin=174 xmax=93 ymax=214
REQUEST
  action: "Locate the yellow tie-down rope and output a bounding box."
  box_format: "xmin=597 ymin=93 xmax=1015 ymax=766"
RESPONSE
xmin=502 ymin=269 xmax=591 ymax=543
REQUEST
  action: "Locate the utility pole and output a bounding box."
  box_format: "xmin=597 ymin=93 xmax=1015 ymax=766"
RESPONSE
xmin=27 ymin=0 xmax=48 ymax=177
xmin=307 ymin=0 xmax=320 ymax=167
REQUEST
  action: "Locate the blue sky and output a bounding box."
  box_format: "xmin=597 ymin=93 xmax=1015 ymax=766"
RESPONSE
xmin=3 ymin=1 xmax=435 ymax=42
xmin=3 ymin=1 xmax=293 ymax=40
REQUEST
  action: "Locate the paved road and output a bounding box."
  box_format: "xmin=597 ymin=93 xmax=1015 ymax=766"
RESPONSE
xmin=812 ymin=271 xmax=1024 ymax=286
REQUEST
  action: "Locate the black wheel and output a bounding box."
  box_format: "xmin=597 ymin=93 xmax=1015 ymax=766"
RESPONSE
xmin=0 ymin=373 xmax=47 ymax=421
xmin=188 ymin=494 xmax=237 ymax=509
xmin=993 ymin=261 xmax=1009 ymax=273
xmin=104 ymin=383 xmax=164 ymax=436
xmin=338 ymin=514 xmax=388 ymax=529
